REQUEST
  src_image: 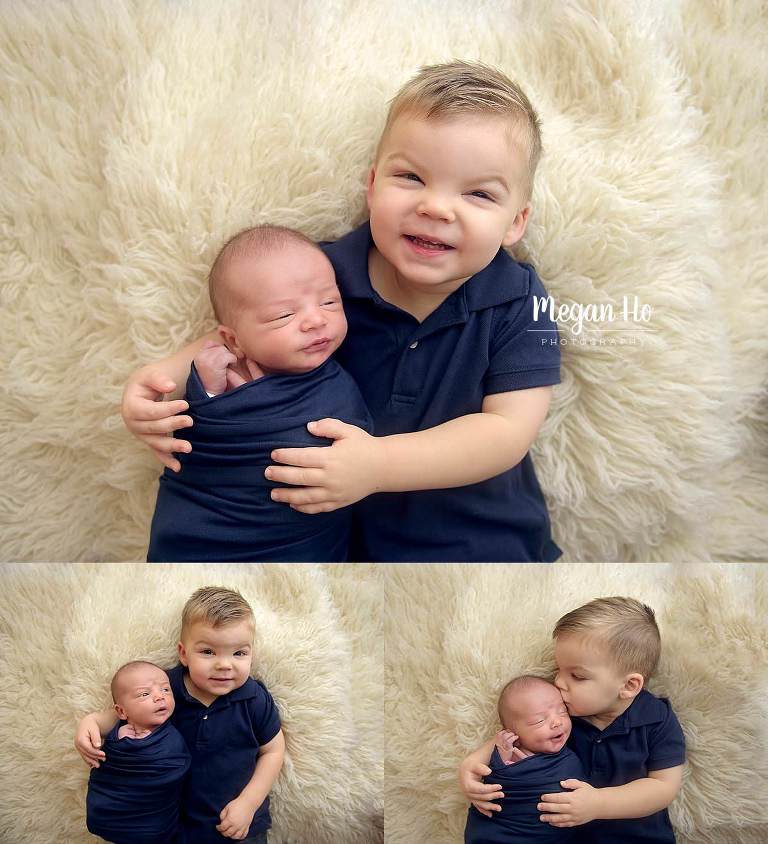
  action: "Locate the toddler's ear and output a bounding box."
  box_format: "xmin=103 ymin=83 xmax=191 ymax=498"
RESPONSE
xmin=619 ymin=672 xmax=644 ymax=700
xmin=502 ymin=204 xmax=531 ymax=248
xmin=366 ymin=166 xmax=377 ymax=211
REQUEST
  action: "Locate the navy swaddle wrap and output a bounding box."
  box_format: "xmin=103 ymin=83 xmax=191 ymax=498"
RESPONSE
xmin=86 ymin=719 xmax=191 ymax=844
xmin=147 ymin=358 xmax=372 ymax=561
xmin=464 ymin=747 xmax=585 ymax=844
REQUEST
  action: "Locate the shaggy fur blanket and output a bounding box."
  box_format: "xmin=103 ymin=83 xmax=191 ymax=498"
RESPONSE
xmin=1 ymin=0 xmax=766 ymax=562
xmin=0 ymin=563 xmax=383 ymax=844
xmin=384 ymin=563 xmax=768 ymax=844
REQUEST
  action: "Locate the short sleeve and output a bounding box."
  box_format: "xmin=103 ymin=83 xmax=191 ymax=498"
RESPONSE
xmin=484 ymin=264 xmax=561 ymax=395
xmin=647 ymin=700 xmax=686 ymax=771
xmin=248 ymin=680 xmax=281 ymax=746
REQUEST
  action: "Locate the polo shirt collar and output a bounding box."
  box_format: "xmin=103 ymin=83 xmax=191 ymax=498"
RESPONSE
xmin=575 ymin=689 xmax=665 ymax=737
xmin=324 ymin=220 xmax=530 ymax=312
xmin=171 ymin=664 xmax=258 ymax=707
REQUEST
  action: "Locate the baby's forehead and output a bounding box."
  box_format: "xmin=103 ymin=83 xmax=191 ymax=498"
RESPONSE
xmin=115 ymin=664 xmax=169 ymax=693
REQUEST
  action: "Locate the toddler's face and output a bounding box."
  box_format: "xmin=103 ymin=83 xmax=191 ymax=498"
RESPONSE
xmin=366 ymin=112 xmax=530 ymax=298
xmin=113 ymin=664 xmax=174 ymax=730
xmin=221 ymin=244 xmax=347 ymax=374
xmin=501 ymin=681 xmax=571 ymax=754
xmin=178 ymin=619 xmax=254 ymax=706
xmin=554 ymin=634 xmax=629 ymax=718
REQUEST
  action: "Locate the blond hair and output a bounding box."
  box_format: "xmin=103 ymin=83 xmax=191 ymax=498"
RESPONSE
xmin=208 ymin=224 xmax=325 ymax=323
xmin=377 ymin=60 xmax=542 ymax=201
xmin=497 ymin=675 xmax=552 ymax=727
xmin=110 ymin=660 xmax=166 ymax=702
xmin=180 ymin=586 xmax=255 ymax=638
xmin=553 ymin=597 xmax=661 ymax=680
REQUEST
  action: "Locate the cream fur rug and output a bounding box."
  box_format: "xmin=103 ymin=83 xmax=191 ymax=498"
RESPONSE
xmin=0 ymin=563 xmax=383 ymax=844
xmin=384 ymin=563 xmax=768 ymax=844
xmin=1 ymin=0 xmax=767 ymax=561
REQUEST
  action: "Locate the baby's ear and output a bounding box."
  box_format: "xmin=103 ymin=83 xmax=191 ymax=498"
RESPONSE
xmin=217 ymin=325 xmax=244 ymax=359
xmin=113 ymin=702 xmax=126 ymax=720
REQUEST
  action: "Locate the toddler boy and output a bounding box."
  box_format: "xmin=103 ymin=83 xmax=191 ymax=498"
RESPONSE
xmin=460 ymin=597 xmax=686 ymax=844
xmin=464 ymin=676 xmax=584 ymax=843
xmin=86 ymin=661 xmax=190 ymax=844
xmin=146 ymin=225 xmax=371 ymax=562
xmin=122 ymin=60 xmax=562 ymax=562
xmin=77 ymin=587 xmax=285 ymax=843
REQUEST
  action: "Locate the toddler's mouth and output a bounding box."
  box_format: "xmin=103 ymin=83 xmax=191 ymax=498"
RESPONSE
xmin=405 ymin=234 xmax=454 ymax=251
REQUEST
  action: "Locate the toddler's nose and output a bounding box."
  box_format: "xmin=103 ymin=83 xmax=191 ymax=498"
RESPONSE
xmin=417 ymin=192 xmax=455 ymax=223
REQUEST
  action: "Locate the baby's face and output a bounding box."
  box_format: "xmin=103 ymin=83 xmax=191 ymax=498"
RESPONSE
xmin=178 ymin=619 xmax=253 ymax=706
xmin=113 ymin=664 xmax=174 ymax=731
xmin=366 ymin=111 xmax=530 ymax=299
xmin=222 ymin=244 xmax=347 ymax=374
xmin=501 ymin=682 xmax=570 ymax=755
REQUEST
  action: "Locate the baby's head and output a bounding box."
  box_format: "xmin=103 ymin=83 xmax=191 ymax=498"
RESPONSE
xmin=208 ymin=225 xmax=347 ymax=375
xmin=553 ymin=597 xmax=661 ymax=719
xmin=367 ymin=60 xmax=542 ymax=292
xmin=497 ymin=675 xmax=570 ymax=755
xmin=110 ymin=661 xmax=173 ymax=732
xmin=177 ymin=586 xmax=255 ymax=705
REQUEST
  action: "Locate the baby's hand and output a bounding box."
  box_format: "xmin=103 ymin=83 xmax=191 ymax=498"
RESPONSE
xmin=495 ymin=729 xmax=530 ymax=765
xmin=74 ymin=715 xmax=107 ymax=769
xmin=195 ymin=341 xmax=238 ymax=396
xmin=225 ymin=357 xmax=265 ymax=390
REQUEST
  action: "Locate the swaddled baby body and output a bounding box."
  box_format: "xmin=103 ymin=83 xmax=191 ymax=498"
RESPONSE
xmin=86 ymin=662 xmax=190 ymax=844
xmin=147 ymin=225 xmax=371 ymax=562
xmin=464 ymin=676 xmax=585 ymax=844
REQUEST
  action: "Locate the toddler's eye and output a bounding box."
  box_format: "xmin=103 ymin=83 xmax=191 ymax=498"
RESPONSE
xmin=469 ymin=190 xmax=493 ymax=200
xmin=322 ymin=299 xmax=340 ymax=306
xmin=397 ymin=172 xmax=422 ymax=183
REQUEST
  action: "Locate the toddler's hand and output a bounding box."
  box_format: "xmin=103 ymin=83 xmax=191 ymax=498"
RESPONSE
xmin=121 ymin=366 xmax=192 ymax=472
xmin=194 ymin=341 xmax=238 ymax=396
xmin=216 ymin=796 xmax=256 ymax=840
xmin=74 ymin=715 xmax=107 ymax=769
xmin=459 ymin=759 xmax=504 ymax=818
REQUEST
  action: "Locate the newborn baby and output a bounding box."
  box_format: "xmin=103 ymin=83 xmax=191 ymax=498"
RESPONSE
xmin=464 ymin=676 xmax=585 ymax=844
xmin=147 ymin=224 xmax=371 ymax=562
xmin=86 ymin=661 xmax=190 ymax=844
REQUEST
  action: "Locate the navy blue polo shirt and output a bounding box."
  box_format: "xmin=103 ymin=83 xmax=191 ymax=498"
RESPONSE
xmin=167 ymin=665 xmax=281 ymax=843
xmin=568 ymin=689 xmax=686 ymax=844
xmin=321 ymin=221 xmax=562 ymax=562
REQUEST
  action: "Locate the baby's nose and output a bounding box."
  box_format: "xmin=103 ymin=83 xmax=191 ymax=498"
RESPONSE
xmin=301 ymin=308 xmax=325 ymax=328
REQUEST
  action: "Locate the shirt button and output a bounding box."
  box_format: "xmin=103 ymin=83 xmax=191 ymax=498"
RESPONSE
xmin=596 ymin=738 xmax=601 ymax=743
xmin=203 ymin=715 xmax=208 ymax=720
xmin=409 ymin=341 xmax=419 ymax=349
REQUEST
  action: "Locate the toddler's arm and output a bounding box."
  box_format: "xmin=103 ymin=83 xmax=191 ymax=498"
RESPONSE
xmin=538 ymin=765 xmax=684 ymax=827
xmin=267 ymin=385 xmax=552 ymax=513
xmin=74 ymin=709 xmax=120 ymax=768
xmin=216 ymin=729 xmax=285 ymax=839
xmin=121 ymin=332 xmax=217 ymax=472
xmin=459 ymin=738 xmax=505 ymax=817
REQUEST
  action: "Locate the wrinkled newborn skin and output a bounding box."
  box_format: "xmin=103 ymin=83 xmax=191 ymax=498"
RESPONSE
xmin=497 ymin=679 xmax=570 ymax=762
xmin=112 ymin=663 xmax=174 ymax=739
